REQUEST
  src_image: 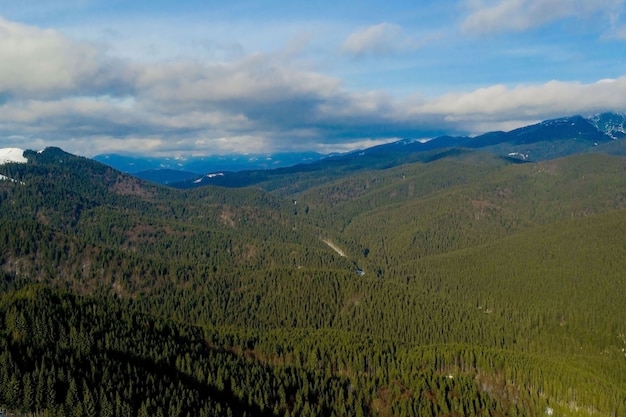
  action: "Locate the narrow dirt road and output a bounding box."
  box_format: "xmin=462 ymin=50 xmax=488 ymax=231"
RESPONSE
xmin=322 ymin=239 xmax=346 ymax=257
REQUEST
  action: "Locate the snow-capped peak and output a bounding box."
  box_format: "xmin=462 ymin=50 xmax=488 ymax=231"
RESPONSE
xmin=0 ymin=148 xmax=28 ymax=165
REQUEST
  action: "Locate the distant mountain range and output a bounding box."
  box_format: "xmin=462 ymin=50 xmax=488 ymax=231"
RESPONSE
xmin=5 ymin=113 xmax=626 ymax=188
xmin=88 ymin=112 xmax=626 ymax=187
xmin=354 ymin=112 xmax=626 ymax=159
xmin=92 ymin=151 xmax=327 ymax=179
xmin=165 ymin=112 xmax=626 ymax=189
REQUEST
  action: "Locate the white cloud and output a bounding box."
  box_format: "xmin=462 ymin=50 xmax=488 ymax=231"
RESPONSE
xmin=462 ymin=0 xmax=626 ymax=34
xmin=0 ymin=17 xmax=135 ymax=97
xmin=411 ymin=77 xmax=626 ymax=131
xmin=341 ymin=22 xmax=426 ymax=57
xmin=67 ymin=136 xmax=167 ymax=156
xmin=316 ymin=137 xmax=400 ymax=154
xmin=343 ymin=23 xmax=402 ymax=56
xmin=0 ymin=17 xmax=78 ymax=94
xmin=136 ymin=55 xmax=340 ymax=108
xmin=195 ymin=134 xmax=270 ymax=154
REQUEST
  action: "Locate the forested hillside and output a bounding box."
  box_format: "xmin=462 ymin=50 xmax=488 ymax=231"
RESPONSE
xmin=294 ymin=152 xmax=626 ymax=274
xmin=0 ymin=148 xmax=625 ymax=416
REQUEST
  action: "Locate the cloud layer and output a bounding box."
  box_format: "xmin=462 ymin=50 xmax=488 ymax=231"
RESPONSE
xmin=1 ymin=6 xmax=626 ymax=157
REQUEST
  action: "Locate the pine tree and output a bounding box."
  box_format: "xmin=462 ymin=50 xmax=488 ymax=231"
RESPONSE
xmin=22 ymin=373 xmax=34 ymax=412
xmin=82 ymin=381 xmax=96 ymax=417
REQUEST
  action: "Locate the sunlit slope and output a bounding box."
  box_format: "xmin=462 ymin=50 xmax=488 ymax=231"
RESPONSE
xmin=151 ymin=206 xmax=626 ymax=371
xmin=293 ymin=153 xmax=626 ymax=274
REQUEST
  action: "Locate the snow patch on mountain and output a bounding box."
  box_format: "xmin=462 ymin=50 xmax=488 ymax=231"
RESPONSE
xmin=539 ymin=117 xmax=580 ymax=127
xmin=588 ymin=112 xmax=626 ymax=139
xmin=193 ymin=172 xmax=225 ymax=184
xmin=0 ymin=174 xmax=25 ymax=185
xmin=507 ymin=152 xmax=529 ymax=160
xmin=0 ymin=148 xmax=28 ymax=165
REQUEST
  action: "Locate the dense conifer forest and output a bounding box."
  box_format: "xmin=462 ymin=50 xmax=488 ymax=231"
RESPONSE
xmin=0 ymin=147 xmax=625 ymax=416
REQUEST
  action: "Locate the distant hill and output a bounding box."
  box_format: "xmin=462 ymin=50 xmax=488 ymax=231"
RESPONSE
xmin=133 ymin=168 xmax=201 ymax=184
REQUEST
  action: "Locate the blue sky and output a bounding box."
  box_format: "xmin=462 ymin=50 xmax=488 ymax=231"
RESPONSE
xmin=1 ymin=0 xmax=626 ymax=156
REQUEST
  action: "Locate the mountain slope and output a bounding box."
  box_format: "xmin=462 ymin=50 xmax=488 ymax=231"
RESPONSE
xmin=0 ymin=147 xmax=354 ymax=295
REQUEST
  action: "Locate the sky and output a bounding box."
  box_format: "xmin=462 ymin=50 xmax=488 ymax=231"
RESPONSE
xmin=1 ymin=0 xmax=626 ymax=157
